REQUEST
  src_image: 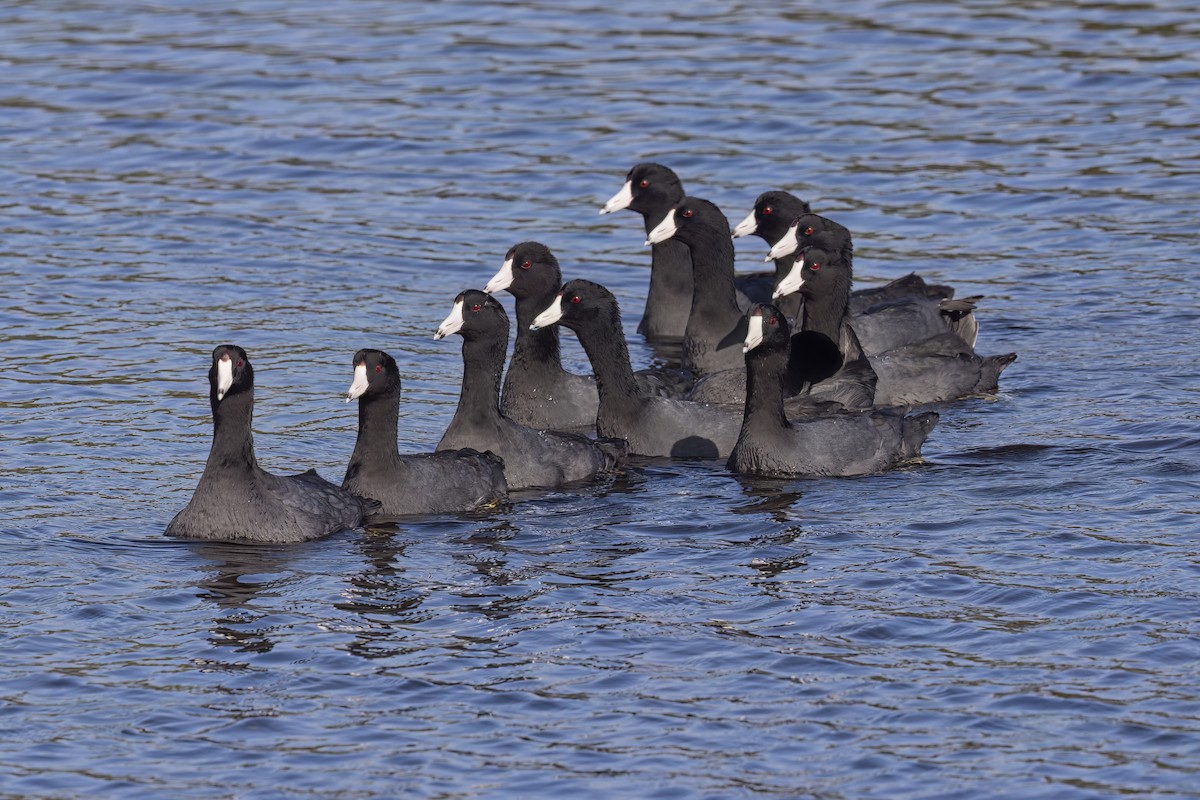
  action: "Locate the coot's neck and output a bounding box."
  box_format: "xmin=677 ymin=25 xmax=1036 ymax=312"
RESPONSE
xmin=512 ymin=286 xmax=564 ymax=371
xmin=457 ymin=334 xmax=506 ymax=423
xmin=836 ymin=238 xmax=855 ymax=275
xmin=350 ymin=386 xmax=401 ymax=469
xmin=205 ymin=389 xmax=259 ymax=476
xmin=684 ymin=227 xmax=743 ymax=337
xmin=569 ymin=305 xmax=645 ymax=421
xmin=800 ymin=270 xmax=853 ymax=345
xmin=741 ymin=345 xmax=790 ymax=434
xmin=641 ymin=207 xmax=694 ymax=338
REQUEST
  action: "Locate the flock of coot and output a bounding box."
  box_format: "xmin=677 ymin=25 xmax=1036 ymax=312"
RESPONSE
xmin=166 ymin=163 xmax=1017 ymax=544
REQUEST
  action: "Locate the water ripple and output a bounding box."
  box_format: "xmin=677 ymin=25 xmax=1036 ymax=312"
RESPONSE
xmin=3 ymin=0 xmax=1200 ymax=797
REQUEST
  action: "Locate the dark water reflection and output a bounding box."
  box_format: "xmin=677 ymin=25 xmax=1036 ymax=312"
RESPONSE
xmin=3 ymin=0 xmax=1200 ymax=797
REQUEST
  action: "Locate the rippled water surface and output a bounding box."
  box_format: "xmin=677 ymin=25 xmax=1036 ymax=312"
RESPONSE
xmin=3 ymin=1 xmax=1199 ymax=797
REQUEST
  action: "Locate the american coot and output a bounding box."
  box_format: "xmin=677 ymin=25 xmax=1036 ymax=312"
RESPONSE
xmin=530 ymin=279 xmax=741 ymax=460
xmin=434 ymin=290 xmax=626 ymax=490
xmin=645 ymin=197 xmax=749 ymax=378
xmin=646 ymin=196 xmax=871 ymax=410
xmin=599 ymin=163 xmax=693 ymax=340
xmin=483 ymin=241 xmax=693 ymax=430
xmin=165 ymin=345 xmax=370 ymax=544
xmin=776 ymin=249 xmax=1017 ymax=406
xmin=768 ymin=213 xmax=980 ymax=352
xmin=484 ymin=242 xmax=601 ymax=430
xmin=343 ymin=348 xmax=508 ymax=517
xmin=728 ymin=306 xmax=939 ymax=478
xmin=764 ymin=240 xmax=881 ymax=410
xmin=599 ymin=164 xmax=787 ymax=340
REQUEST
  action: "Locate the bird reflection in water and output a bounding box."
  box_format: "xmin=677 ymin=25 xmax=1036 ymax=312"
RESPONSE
xmin=192 ymin=540 xmax=298 ymax=655
xmin=731 ymin=474 xmax=805 ymax=522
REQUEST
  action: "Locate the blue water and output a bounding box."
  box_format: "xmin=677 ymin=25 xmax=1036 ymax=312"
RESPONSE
xmin=2 ymin=1 xmax=1199 ymax=797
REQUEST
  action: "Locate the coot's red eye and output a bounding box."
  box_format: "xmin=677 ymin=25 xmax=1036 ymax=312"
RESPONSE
xmin=472 ymin=303 xmax=482 ymax=312
xmin=762 ymin=206 xmax=772 ymax=215
xmin=374 ymin=365 xmax=383 ymax=373
xmin=236 ymin=359 xmax=243 ymax=367
xmin=520 ymin=260 xmax=531 ymax=269
xmin=809 ymin=262 xmax=821 ymax=271
xmin=639 ymin=179 xmax=649 ymax=188
xmin=681 ymin=209 xmax=693 ymax=218
xmin=768 ymin=316 xmax=778 ymax=326
xmin=804 ymin=227 xmax=814 ymax=236
xmin=570 ymin=295 xmax=581 ymax=304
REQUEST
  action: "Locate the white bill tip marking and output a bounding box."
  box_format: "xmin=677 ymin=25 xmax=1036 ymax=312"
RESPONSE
xmin=530 ymin=295 xmax=565 ymax=331
xmin=346 ymin=363 xmax=368 ymax=402
xmin=434 ymin=298 xmax=465 ymax=339
xmin=600 ymin=180 xmax=633 ymax=214
xmin=484 ymin=258 xmax=515 ymax=294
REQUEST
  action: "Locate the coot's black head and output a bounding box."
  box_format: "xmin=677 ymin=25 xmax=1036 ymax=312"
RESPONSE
xmin=731 ymin=190 xmax=812 ymax=243
xmin=645 ymin=196 xmax=729 ymax=249
xmin=529 ymin=278 xmax=617 ymax=334
xmin=790 ymin=213 xmax=852 ymax=258
xmin=434 ymin=289 xmax=508 ymax=341
xmin=773 ymin=247 xmax=847 ymax=300
xmin=345 ymin=348 xmax=400 ymax=402
xmin=484 ymin=241 xmax=562 ymax=300
xmin=209 ymin=344 xmax=253 ymax=406
xmin=742 ymin=304 xmax=792 ymax=355
xmin=600 ymin=162 xmax=685 ymax=217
